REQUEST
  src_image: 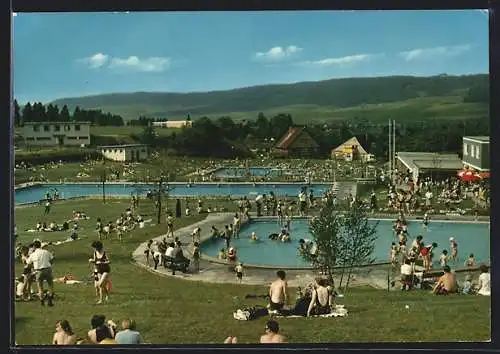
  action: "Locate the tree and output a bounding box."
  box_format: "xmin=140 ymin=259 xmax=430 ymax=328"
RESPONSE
xmin=338 ymin=203 xmax=378 ymax=292
xmin=304 ymin=198 xmax=343 ymax=285
xmin=304 ymin=198 xmax=378 ymax=292
xmin=59 ymin=105 xmax=71 ymax=122
xmin=13 ymin=99 xmax=21 ymax=126
xmin=21 ymin=102 xmax=33 ymax=122
xmin=45 ymin=104 xmax=60 ymax=122
xmin=139 ymin=125 xmax=157 ymax=146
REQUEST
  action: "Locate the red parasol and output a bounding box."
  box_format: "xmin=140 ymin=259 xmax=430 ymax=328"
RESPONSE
xmin=457 ymin=169 xmax=481 ymax=182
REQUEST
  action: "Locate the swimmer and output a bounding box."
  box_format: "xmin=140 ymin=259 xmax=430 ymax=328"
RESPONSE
xmin=268 ymin=233 xmax=279 ymax=241
xmin=422 ymin=213 xmax=430 ymax=229
xmin=390 ymin=242 xmax=398 ymax=265
xmin=281 ymin=233 xmax=291 ymax=243
xmin=250 ymin=232 xmax=258 ymax=242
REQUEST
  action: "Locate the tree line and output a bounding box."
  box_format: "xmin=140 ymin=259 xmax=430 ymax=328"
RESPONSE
xmin=136 ymin=112 xmax=489 ymax=159
xmin=13 ymin=100 xmax=125 ymax=126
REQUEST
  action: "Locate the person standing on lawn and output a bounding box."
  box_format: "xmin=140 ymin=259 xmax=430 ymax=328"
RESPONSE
xmin=26 ymin=240 xmax=55 ymax=306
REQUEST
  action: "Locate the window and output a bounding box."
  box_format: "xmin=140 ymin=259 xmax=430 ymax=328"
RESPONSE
xmin=141 ymin=149 xmax=146 ymax=153
xmin=26 ymin=137 xmax=35 ymax=141
xmin=78 ymin=136 xmax=88 ymax=140
xmin=463 ymin=143 xmax=468 ymax=156
xmin=43 ymin=125 xmax=50 ymax=132
xmin=119 ymin=149 xmax=123 ymax=153
xmin=75 ymin=125 xmax=81 ymax=131
xmin=36 ymin=137 xmax=51 ymax=141
xmin=54 ymin=125 xmax=61 ymax=132
xmin=64 ymin=125 xmax=71 ymax=131
xmin=33 ymin=125 xmax=40 ymax=132
xmin=67 ymin=137 xmax=78 ymax=140
xmin=475 ymin=146 xmax=480 ymax=159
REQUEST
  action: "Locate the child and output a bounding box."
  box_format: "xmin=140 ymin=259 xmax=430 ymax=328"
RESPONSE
xmin=439 ymin=249 xmax=449 ymax=267
xmin=235 ymin=262 xmax=244 ymax=284
xmin=390 ymin=242 xmax=398 ymax=266
xmin=462 ymin=274 xmax=474 ymax=295
xmin=285 ymin=214 xmax=292 ymax=232
xmin=449 ymin=237 xmax=458 ymax=262
xmin=465 ymin=253 xmax=476 ymax=268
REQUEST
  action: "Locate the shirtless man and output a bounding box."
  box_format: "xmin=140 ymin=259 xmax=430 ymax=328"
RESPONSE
xmin=269 ymin=270 xmax=288 ymax=313
xmin=432 ymin=265 xmax=457 ymax=295
xmin=260 ymin=320 xmax=287 ymax=343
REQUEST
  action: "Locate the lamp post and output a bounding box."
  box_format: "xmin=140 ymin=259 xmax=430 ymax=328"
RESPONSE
xmin=101 ymin=160 xmax=107 ymax=204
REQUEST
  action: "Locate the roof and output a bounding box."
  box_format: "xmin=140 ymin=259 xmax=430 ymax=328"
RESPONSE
xmin=23 ymin=121 xmax=92 ymax=125
xmin=463 ymin=136 xmax=489 ymax=143
xmin=396 ymin=152 xmax=463 ymax=171
xmin=99 ymin=144 xmax=148 ymax=149
xmin=331 ymin=137 xmax=369 ymax=155
xmin=275 ymin=127 xmax=304 ymax=150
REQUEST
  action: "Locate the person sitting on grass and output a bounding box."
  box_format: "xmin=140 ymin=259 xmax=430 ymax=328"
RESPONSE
xmin=224 ymin=336 xmax=238 ymax=344
xmin=306 ymin=278 xmax=334 ymax=317
xmin=462 ymin=274 xmax=474 ymax=295
xmin=115 ymin=319 xmax=143 ymax=345
xmin=260 ymin=320 xmax=287 ymax=344
xmin=475 ymin=264 xmax=490 ymax=296
xmin=432 ymin=265 xmax=458 ymax=295
xmin=52 ymin=320 xmax=77 ymax=345
xmin=87 ymin=315 xmax=116 ymax=344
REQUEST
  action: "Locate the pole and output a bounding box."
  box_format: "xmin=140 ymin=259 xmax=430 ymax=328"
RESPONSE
xmin=102 ymin=163 xmax=106 ymax=204
xmin=388 ymin=120 xmax=391 ymax=183
xmin=393 ymin=120 xmax=396 ymax=184
xmin=157 ymin=175 xmax=163 ymax=225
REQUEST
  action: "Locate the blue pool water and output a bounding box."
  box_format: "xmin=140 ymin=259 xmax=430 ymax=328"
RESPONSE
xmin=199 ymin=219 xmax=490 ymax=268
xmin=214 ymin=167 xmax=304 ymax=177
xmin=15 ymin=183 xmax=332 ymax=205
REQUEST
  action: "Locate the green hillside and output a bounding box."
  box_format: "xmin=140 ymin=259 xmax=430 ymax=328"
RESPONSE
xmin=51 ymin=74 xmax=489 ymax=123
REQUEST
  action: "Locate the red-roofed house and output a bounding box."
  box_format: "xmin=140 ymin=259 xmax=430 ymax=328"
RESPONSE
xmin=271 ymin=126 xmax=320 ymax=157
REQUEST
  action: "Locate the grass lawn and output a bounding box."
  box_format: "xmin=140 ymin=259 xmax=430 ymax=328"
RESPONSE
xmin=14 ymin=198 xmax=490 ymax=344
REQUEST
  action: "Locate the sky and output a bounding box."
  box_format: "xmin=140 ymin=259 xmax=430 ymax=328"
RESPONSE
xmin=12 ymin=10 xmax=489 ymax=104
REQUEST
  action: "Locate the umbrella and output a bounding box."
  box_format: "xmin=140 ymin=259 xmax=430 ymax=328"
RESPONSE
xmin=457 ymin=169 xmax=481 ymax=182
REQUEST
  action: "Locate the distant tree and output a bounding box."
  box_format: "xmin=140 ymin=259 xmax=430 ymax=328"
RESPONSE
xmin=269 ymin=113 xmax=294 ymax=139
xmin=21 ymin=102 xmax=33 ymax=122
xmin=13 ymin=99 xmax=21 ymax=126
xmin=254 ymin=112 xmax=269 ymax=138
xmin=45 ymin=104 xmax=60 ymax=122
xmin=72 ymin=106 xmax=82 ymax=122
xmin=32 ymin=102 xmax=47 ymax=122
xmin=139 ymin=125 xmax=157 ymax=146
xmin=59 ymin=105 xmax=71 ymax=122
xmin=463 ymin=84 xmax=489 ymax=103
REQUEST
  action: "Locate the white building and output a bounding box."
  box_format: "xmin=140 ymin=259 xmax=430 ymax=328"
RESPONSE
xmin=22 ymin=121 xmax=91 ymax=146
xmin=99 ymin=144 xmax=149 ymax=162
xmin=152 ymin=120 xmax=192 ymax=129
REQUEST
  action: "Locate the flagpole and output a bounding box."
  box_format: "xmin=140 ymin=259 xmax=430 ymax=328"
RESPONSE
xmin=393 ymin=120 xmax=396 ymax=184
xmin=388 ymin=120 xmax=391 ymax=183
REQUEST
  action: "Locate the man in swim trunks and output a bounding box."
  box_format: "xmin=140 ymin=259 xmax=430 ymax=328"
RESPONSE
xmin=269 ymin=270 xmax=288 ymax=313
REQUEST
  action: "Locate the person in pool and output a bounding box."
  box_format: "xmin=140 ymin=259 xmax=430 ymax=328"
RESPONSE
xmin=281 ymin=232 xmax=291 ymax=243
xmin=422 ymin=213 xmax=430 ymax=228
xmin=250 ymin=232 xmax=259 ymax=242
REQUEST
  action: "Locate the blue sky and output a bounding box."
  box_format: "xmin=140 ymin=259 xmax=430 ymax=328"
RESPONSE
xmin=12 ymin=10 xmax=489 ymax=104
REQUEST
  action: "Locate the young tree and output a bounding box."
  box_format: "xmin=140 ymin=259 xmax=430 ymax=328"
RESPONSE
xmin=339 ymin=202 xmax=379 ymax=292
xmin=303 ymin=197 xmax=344 ymax=285
xmin=304 ymin=198 xmax=378 ymax=292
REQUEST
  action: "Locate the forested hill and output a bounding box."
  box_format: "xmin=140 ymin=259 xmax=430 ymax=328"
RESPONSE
xmin=51 ymin=74 xmax=488 ymax=120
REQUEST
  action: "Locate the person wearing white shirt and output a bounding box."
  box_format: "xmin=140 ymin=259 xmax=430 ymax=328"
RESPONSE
xmin=27 ymin=240 xmax=55 ymax=306
xmin=476 ymin=264 xmax=491 ymax=296
xmin=400 ymin=259 xmax=414 ymax=291
xmin=165 ymin=243 xmax=176 ymax=259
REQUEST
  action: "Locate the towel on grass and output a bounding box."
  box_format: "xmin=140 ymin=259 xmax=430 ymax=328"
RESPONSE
xmin=277 ymin=306 xmax=348 ymax=318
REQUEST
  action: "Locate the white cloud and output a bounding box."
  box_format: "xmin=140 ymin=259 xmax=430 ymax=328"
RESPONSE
xmin=79 ymin=53 xmax=110 ymax=69
xmin=399 ymin=44 xmax=471 ymax=61
xmin=255 ymin=45 xmax=303 ymax=61
xmin=78 ymin=53 xmax=170 ymax=72
xmin=300 ymin=53 xmax=377 ymax=67
xmin=108 ymin=56 xmax=170 ymax=72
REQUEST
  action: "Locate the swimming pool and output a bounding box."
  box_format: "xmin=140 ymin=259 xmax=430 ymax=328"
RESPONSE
xmin=199 ymin=219 xmax=490 ymax=268
xmin=214 ymin=167 xmax=304 ymax=177
xmin=14 ymin=182 xmax=332 ymax=205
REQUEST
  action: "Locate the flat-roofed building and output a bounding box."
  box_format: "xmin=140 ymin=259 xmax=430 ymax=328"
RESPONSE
xmin=152 ymin=120 xmax=192 ymax=129
xmin=395 ymin=152 xmax=464 ymax=182
xmin=22 ymin=121 xmax=91 ymax=146
xmin=99 ymin=144 xmax=149 ymax=162
xmin=462 ymin=136 xmax=490 ymax=171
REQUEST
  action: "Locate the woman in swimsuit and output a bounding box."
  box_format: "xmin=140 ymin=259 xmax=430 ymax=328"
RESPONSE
xmin=89 ymin=241 xmax=111 ymax=304
xmin=306 ymin=278 xmax=333 ymax=317
xmin=52 ymin=320 xmax=77 ymax=345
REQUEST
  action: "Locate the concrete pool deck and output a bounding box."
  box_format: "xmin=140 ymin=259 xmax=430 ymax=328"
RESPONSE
xmin=131 ymin=212 xmax=489 ymax=289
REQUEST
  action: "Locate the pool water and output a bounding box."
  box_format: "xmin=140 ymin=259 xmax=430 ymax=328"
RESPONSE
xmin=199 ymin=219 xmax=490 ymax=268
xmin=15 ymin=183 xmax=332 ymax=205
xmin=214 ymin=167 xmax=304 ymax=177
